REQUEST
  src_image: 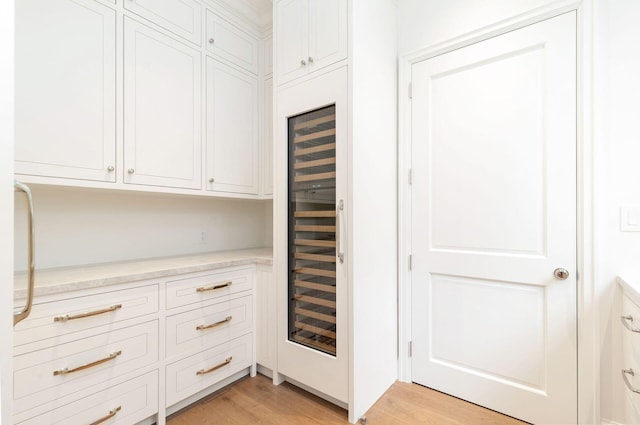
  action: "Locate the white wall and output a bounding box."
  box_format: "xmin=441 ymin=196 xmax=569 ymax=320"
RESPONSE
xmin=350 ymin=0 xmax=398 ymax=421
xmin=14 ymin=186 xmax=271 ymax=271
xmin=0 ymin=0 xmax=14 ymax=423
xmin=398 ymin=0 xmax=555 ymax=54
xmin=595 ymin=0 xmax=640 ymax=422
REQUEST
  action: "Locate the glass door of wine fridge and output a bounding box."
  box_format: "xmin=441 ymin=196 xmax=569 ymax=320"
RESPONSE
xmin=288 ymin=105 xmax=337 ymax=356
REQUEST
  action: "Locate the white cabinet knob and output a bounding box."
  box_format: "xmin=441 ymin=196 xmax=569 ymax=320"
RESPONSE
xmin=308 ymin=56 xmax=314 ymax=63
xmin=209 ymin=38 xmax=214 ymax=44
xmin=107 ymin=165 xmax=115 ymax=172
xmin=128 ymin=168 xmax=135 ymax=174
xmin=300 ymin=59 xmax=307 ymax=66
xmin=208 ymin=178 xmax=214 ymax=183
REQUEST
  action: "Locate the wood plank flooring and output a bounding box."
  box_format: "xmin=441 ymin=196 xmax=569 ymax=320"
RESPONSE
xmin=167 ymin=374 xmax=528 ymax=425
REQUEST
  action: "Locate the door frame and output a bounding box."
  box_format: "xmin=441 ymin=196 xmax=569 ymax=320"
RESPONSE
xmin=0 ymin=0 xmax=15 ymax=423
xmin=397 ymin=1 xmax=598 ymax=424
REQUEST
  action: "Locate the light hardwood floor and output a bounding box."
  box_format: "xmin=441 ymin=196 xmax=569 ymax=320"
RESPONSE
xmin=167 ymin=374 xmax=528 ymax=425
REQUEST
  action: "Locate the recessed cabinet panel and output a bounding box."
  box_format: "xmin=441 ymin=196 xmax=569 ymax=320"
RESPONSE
xmin=15 ymin=0 xmax=116 ymax=182
xmin=264 ymin=36 xmax=273 ymax=76
xmin=16 ymin=371 xmax=158 ymax=425
xmin=308 ymin=0 xmax=347 ymax=72
xmin=206 ymin=58 xmax=259 ymax=195
xmin=124 ymin=18 xmax=202 ymax=190
xmin=275 ymin=0 xmax=347 ymax=85
xmin=206 ymin=11 xmax=258 ymax=74
xmin=275 ymin=0 xmax=308 ymax=84
xmin=124 ymin=0 xmax=202 ymax=45
xmin=263 ymin=78 xmax=274 ymax=196
xmin=13 ymin=320 xmax=159 ymax=414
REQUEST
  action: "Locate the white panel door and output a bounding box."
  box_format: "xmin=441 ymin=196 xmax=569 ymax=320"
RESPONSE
xmin=124 ymin=17 xmax=202 ymax=190
xmin=206 ymin=58 xmax=258 ymax=195
xmin=275 ymin=0 xmax=308 ymax=84
xmin=307 ymin=0 xmax=347 ymax=73
xmin=124 ymin=0 xmax=202 ymax=45
xmin=15 ymin=0 xmax=116 ymax=182
xmin=411 ymin=12 xmax=576 ymax=425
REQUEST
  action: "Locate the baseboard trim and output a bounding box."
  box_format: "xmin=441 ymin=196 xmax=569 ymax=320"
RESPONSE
xmin=602 ymin=419 xmax=624 ymax=425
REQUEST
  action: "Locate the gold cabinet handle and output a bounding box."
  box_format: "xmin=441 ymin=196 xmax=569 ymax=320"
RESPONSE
xmin=88 ymin=406 xmax=122 ymax=425
xmin=196 ymin=356 xmax=232 ymax=375
xmin=53 ymin=350 xmax=122 ymax=376
xmin=196 ymin=316 xmax=232 ymax=331
xmin=54 ymin=304 xmax=122 ymax=322
xmin=196 ymin=281 xmax=232 ymax=292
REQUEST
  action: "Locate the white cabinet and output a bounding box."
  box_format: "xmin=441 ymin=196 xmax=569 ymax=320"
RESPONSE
xmin=256 ymin=264 xmax=276 ymax=373
xmin=622 ymin=290 xmax=640 ymax=424
xmin=12 ymin=281 xmax=160 ymax=425
xmin=124 ymin=17 xmax=202 ymax=190
xmin=124 ymin=0 xmax=202 ymax=45
xmin=206 ymin=11 xmax=259 ymax=74
xmin=15 ymin=0 xmax=116 ymax=182
xmin=262 ymin=78 xmax=274 ymax=196
xmin=274 ymin=1 xmax=397 ymax=422
xmin=275 ymin=0 xmax=347 ymax=85
xmin=206 ymin=58 xmax=259 ymax=195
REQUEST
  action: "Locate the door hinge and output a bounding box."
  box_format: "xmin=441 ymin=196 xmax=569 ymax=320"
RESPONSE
xmin=409 ymin=254 xmax=412 ymax=270
xmin=408 ymin=168 xmax=413 ymax=185
xmin=409 ymin=341 xmax=413 ymax=357
xmin=408 ymin=82 xmax=412 ymax=99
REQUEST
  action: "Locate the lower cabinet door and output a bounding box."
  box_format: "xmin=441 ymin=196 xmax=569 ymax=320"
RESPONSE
xmin=16 ymin=370 xmax=158 ymax=425
xmin=166 ymin=333 xmax=253 ymax=406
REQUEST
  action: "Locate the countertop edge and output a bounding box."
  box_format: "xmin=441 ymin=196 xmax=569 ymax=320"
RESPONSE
xmin=14 ymin=248 xmax=273 ymax=301
xmin=618 ymin=275 xmax=640 ymax=307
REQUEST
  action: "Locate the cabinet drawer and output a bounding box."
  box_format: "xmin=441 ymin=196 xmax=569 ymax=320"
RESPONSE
xmin=166 ymin=295 xmax=253 ymax=358
xmin=124 ymin=0 xmax=202 ymax=45
xmin=14 ymin=283 xmax=159 ymax=347
xmin=166 ymin=333 xmax=253 ymax=406
xmin=166 ymin=267 xmax=254 ymax=309
xmin=206 ymin=11 xmax=258 ymax=74
xmin=14 ymin=320 xmax=158 ymax=414
xmin=622 ymin=294 xmax=640 ymax=423
xmin=16 ymin=370 xmax=158 ymax=425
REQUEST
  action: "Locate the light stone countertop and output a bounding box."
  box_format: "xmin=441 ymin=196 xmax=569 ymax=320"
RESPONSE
xmin=618 ymin=275 xmax=640 ymax=307
xmin=13 ymin=247 xmax=273 ymax=301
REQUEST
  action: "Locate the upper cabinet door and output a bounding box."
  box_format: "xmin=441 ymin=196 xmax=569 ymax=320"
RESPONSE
xmin=124 ymin=18 xmax=202 ymax=190
xmin=206 ymin=58 xmax=259 ymax=195
xmin=15 ymin=0 xmax=116 ymax=182
xmin=124 ymin=0 xmax=202 ymax=45
xmin=206 ymin=11 xmax=259 ymax=75
xmin=275 ymin=0 xmax=309 ymax=84
xmin=307 ymin=0 xmax=347 ymax=72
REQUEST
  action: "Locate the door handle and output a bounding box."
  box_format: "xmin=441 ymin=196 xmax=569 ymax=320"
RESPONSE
xmin=553 ymin=268 xmax=569 ymax=280
xmin=14 ymin=181 xmax=35 ymax=326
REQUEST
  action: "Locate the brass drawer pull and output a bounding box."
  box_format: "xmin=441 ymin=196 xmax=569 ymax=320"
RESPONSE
xmin=53 ymin=350 xmax=122 ymax=376
xmin=196 ymin=281 xmax=232 ymax=292
xmin=621 ymin=315 xmax=640 ymax=333
xmin=88 ymin=406 xmax=122 ymax=425
xmin=196 ymin=356 xmax=232 ymax=375
xmin=196 ymin=316 xmax=232 ymax=331
xmin=54 ymin=304 xmax=123 ymax=322
xmin=623 ymin=369 xmax=640 ymax=394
